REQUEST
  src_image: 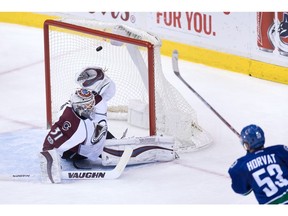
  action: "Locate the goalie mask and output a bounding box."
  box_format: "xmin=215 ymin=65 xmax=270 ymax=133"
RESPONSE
xmin=70 ymin=88 xmax=95 ymax=119
xmin=76 ymin=67 xmax=105 ymax=88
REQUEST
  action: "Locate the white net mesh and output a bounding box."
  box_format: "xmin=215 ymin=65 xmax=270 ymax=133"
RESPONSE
xmin=45 ymin=18 xmax=213 ymax=152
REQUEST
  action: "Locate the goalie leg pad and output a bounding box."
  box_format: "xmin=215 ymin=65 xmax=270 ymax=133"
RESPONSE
xmin=39 ymin=149 xmax=62 ymax=183
xmin=101 ymin=136 xmax=177 ymax=166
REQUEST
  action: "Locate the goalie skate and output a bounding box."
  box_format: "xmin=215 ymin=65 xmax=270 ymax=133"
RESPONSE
xmin=102 ymin=136 xmax=177 ymax=166
xmin=39 ymin=149 xmax=62 ymax=183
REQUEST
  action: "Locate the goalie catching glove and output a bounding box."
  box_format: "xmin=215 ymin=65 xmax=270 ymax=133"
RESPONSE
xmin=75 ymin=67 xmax=115 ymax=100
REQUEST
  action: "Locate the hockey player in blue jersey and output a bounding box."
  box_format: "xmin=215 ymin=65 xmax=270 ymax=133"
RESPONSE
xmin=228 ymin=124 xmax=288 ymax=204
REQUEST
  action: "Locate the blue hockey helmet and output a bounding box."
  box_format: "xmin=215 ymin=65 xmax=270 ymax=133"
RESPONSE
xmin=240 ymin=124 xmax=265 ymax=149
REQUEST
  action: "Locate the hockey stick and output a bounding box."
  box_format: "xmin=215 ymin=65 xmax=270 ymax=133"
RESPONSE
xmin=172 ymin=50 xmax=240 ymax=138
xmin=0 ymin=147 xmax=133 ymax=182
xmin=61 ymin=147 xmax=132 ymax=180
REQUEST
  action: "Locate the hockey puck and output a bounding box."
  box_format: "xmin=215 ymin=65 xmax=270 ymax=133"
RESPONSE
xmin=96 ymin=46 xmax=103 ymax=52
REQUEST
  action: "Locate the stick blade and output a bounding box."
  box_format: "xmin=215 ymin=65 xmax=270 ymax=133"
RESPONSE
xmin=110 ymin=147 xmax=133 ymax=178
xmin=61 ymin=147 xmax=133 ymax=180
xmin=172 ymin=49 xmax=180 ymax=75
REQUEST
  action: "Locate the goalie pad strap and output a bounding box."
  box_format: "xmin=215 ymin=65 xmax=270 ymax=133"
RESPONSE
xmin=104 ymin=145 xmax=173 ymax=157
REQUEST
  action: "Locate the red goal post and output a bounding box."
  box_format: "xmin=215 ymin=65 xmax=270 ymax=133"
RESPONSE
xmin=43 ymin=18 xmax=212 ymax=152
xmin=44 ymin=19 xmax=156 ymax=135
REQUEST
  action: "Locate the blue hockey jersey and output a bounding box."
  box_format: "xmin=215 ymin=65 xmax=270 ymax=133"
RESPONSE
xmin=228 ymin=145 xmax=288 ymax=204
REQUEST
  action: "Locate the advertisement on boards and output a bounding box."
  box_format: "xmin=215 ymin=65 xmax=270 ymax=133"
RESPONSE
xmin=65 ymin=12 xmax=288 ymax=68
xmin=149 ymin=12 xmax=251 ymax=54
xmin=150 ymin=12 xmax=288 ymax=67
xmin=68 ymin=12 xmax=144 ymax=28
xmin=257 ymin=12 xmax=288 ymax=57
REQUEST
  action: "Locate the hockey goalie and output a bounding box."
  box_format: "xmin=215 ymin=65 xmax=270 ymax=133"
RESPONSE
xmin=39 ymin=67 xmax=177 ymax=183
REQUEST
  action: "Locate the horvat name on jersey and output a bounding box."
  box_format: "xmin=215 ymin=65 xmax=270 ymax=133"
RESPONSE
xmin=246 ymin=153 xmax=277 ymax=171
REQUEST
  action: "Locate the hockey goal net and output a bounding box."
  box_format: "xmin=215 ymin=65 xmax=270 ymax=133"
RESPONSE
xmin=44 ymin=18 xmax=212 ymax=152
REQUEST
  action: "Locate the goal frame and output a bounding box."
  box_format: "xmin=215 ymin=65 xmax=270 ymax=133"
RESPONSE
xmin=43 ymin=19 xmax=156 ymax=135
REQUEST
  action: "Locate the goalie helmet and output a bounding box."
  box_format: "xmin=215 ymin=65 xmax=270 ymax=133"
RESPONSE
xmin=240 ymin=124 xmax=265 ymax=150
xmin=70 ymin=88 xmax=95 ymax=119
xmin=76 ymin=67 xmax=105 ymax=88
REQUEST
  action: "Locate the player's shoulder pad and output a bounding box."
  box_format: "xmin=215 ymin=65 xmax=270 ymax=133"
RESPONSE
xmin=229 ymin=154 xmax=247 ymax=170
xmin=265 ymin=144 xmax=288 ymax=152
xmin=229 ymin=159 xmax=238 ymax=169
xmin=277 ymin=144 xmax=288 ymax=152
xmin=59 ymin=106 xmax=82 ymax=123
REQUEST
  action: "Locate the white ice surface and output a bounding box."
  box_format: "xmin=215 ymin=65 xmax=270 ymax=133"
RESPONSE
xmin=0 ymin=22 xmax=287 ymax=214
